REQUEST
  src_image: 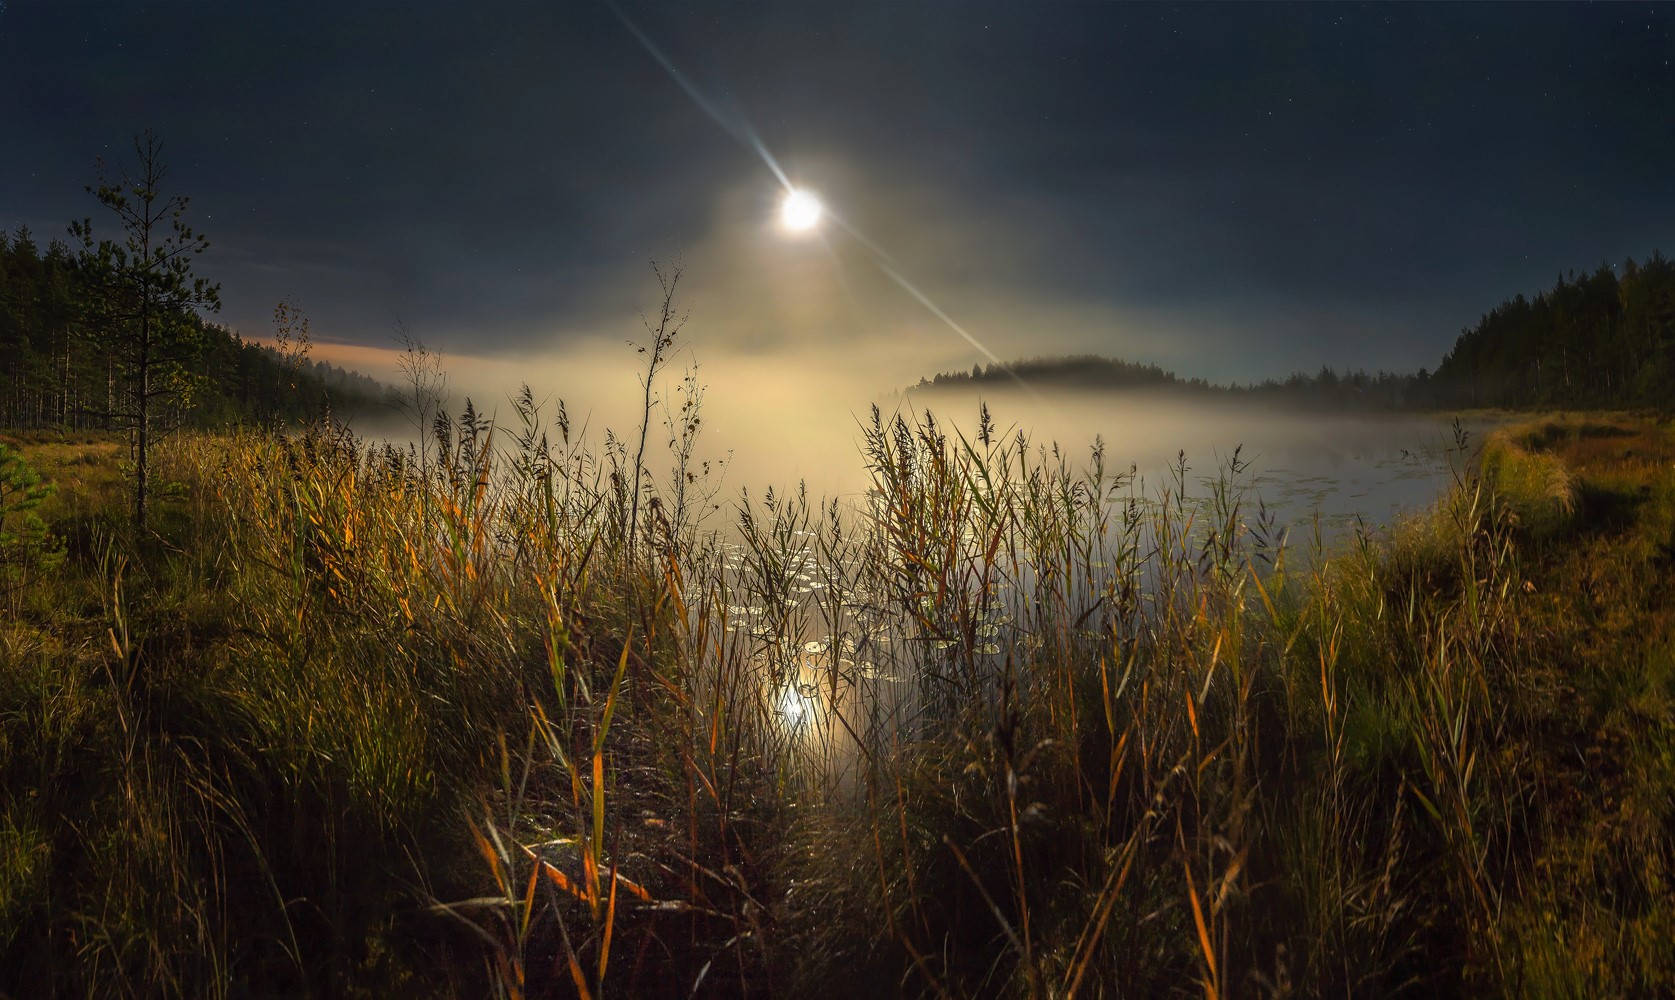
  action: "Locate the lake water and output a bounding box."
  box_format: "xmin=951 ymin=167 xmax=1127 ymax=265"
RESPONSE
xmin=350 ymin=388 xmax=1498 ymax=783
xmin=692 ymin=396 xmax=1500 ymax=782
xmin=837 ymin=394 xmax=1493 ymax=547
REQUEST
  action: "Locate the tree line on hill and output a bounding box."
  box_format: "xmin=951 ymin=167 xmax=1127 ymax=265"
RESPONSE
xmin=918 ymin=354 xmax=1434 ymax=409
xmin=1434 ymin=254 xmax=1675 ymax=408
xmin=920 ymin=253 xmax=1675 ymax=411
xmin=1 ymin=132 xmax=402 ymax=527
xmin=0 ymin=226 xmax=393 ymax=433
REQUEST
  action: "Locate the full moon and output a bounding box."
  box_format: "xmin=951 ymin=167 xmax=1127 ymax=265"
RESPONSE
xmin=779 ymin=188 xmax=823 ymax=232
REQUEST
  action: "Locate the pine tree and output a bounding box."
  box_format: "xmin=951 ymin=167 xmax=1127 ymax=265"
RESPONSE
xmin=70 ymin=132 xmax=221 ymax=529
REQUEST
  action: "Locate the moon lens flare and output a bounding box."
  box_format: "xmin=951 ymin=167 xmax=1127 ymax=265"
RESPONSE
xmin=779 ymin=188 xmax=823 ymax=232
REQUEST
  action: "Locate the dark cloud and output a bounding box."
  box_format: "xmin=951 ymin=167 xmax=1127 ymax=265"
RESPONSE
xmin=2 ymin=1 xmax=1670 ymax=383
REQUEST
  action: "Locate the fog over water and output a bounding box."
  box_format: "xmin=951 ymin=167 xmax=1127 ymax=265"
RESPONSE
xmin=343 ymin=342 xmax=1485 ymax=549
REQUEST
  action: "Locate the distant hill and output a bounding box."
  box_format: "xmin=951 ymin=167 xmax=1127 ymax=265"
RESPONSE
xmin=917 ymin=251 xmax=1675 ymax=412
xmin=919 ymin=355 xmax=1199 ymax=392
xmin=917 ymin=355 xmax=1430 ymax=411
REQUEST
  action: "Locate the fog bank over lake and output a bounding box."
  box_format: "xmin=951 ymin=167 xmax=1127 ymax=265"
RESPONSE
xmin=346 ymin=343 xmax=1486 ymax=546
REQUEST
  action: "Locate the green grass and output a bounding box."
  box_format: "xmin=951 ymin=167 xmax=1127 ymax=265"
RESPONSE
xmin=1 ymin=409 xmax=1672 ymax=997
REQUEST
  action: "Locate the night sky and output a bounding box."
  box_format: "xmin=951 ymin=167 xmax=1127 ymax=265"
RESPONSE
xmin=2 ymin=2 xmax=1672 ymax=387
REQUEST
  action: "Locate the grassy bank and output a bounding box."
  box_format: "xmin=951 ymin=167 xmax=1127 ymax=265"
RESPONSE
xmin=1 ymin=410 xmax=1672 ymax=997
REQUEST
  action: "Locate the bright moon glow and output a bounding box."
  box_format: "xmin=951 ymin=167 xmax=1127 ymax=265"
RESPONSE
xmin=779 ymin=188 xmax=823 ymax=232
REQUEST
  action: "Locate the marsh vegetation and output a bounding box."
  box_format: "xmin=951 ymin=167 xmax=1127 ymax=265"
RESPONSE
xmin=3 ymin=342 xmax=1673 ymax=997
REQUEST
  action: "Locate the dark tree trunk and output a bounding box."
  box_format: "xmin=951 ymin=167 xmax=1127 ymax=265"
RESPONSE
xmin=136 ymin=304 xmax=149 ymax=528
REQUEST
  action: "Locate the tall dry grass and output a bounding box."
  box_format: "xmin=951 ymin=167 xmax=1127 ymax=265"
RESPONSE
xmin=3 ymin=362 xmax=1672 ymax=997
